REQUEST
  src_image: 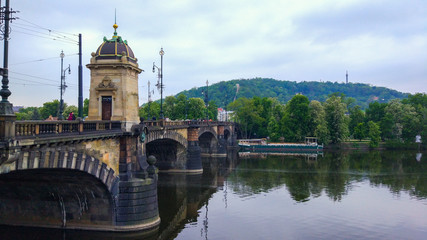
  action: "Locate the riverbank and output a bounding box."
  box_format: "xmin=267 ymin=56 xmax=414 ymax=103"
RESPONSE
xmin=325 ymin=140 xmax=423 ymax=151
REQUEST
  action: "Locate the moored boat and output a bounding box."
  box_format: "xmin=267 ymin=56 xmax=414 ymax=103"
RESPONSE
xmin=238 ymin=137 xmax=323 ymax=152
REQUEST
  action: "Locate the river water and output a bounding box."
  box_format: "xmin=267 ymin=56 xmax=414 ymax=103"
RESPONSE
xmin=1 ymin=150 xmax=427 ymax=239
xmin=157 ymin=150 xmax=427 ymax=240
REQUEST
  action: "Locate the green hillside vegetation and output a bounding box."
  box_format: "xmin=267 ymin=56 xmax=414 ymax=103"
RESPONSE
xmin=178 ymin=78 xmax=408 ymax=109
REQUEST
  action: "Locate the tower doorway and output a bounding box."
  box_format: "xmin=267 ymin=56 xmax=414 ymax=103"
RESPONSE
xmin=102 ymin=96 xmax=112 ymax=120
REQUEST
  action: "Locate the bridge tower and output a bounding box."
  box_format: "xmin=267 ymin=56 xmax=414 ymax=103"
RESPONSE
xmin=86 ymin=23 xmax=143 ymax=131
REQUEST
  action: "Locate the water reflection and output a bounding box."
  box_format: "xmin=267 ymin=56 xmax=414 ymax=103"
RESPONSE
xmin=232 ymin=151 xmax=427 ymax=202
xmin=157 ymin=150 xmax=427 ymax=239
xmin=157 ymin=151 xmax=239 ymax=240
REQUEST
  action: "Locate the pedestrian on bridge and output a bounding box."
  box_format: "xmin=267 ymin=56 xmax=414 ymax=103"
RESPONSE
xmin=68 ymin=112 xmax=75 ymax=121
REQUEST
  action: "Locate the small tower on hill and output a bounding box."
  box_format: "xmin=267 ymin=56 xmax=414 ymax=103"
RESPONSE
xmin=346 ymin=70 xmax=348 ymax=84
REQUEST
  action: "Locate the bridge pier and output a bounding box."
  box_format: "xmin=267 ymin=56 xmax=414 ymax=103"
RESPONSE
xmin=215 ymin=125 xmax=228 ymax=157
xmin=114 ymin=134 xmax=160 ymax=230
xmin=186 ymin=126 xmax=202 ymax=173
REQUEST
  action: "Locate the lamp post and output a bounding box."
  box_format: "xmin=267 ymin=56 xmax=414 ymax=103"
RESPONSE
xmin=185 ymin=96 xmax=188 ymax=120
xmin=153 ymin=48 xmax=164 ymax=119
xmin=59 ymin=51 xmax=70 ymax=120
xmin=205 ymin=80 xmax=209 ymax=121
xmin=0 ymin=0 xmax=17 ymax=116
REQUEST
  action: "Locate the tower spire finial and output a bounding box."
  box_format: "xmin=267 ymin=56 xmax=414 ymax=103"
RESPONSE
xmin=113 ymin=8 xmax=118 ymax=37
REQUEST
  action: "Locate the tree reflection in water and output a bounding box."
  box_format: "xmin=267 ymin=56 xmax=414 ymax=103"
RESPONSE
xmin=229 ymin=150 xmax=427 ymax=202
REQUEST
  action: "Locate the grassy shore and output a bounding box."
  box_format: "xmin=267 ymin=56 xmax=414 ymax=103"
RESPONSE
xmin=325 ymin=140 xmax=423 ymax=150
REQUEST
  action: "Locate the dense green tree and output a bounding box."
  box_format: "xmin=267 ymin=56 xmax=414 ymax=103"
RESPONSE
xmin=39 ymin=100 xmax=63 ymax=119
xmin=139 ymin=101 xmax=160 ymax=120
xmin=380 ymin=114 xmax=394 ymax=140
xmin=267 ymin=99 xmax=285 ymax=142
xmin=187 ymin=98 xmax=205 ymax=120
xmin=309 ymin=100 xmax=329 ymax=144
xmin=384 ymin=99 xmax=420 ymax=142
xmin=16 ymin=107 xmax=41 ymax=120
xmin=365 ymin=101 xmax=388 ymax=140
xmin=402 ymin=93 xmax=427 ymax=145
xmin=164 ymin=95 xmax=177 ymax=119
xmin=31 ymin=108 xmax=41 ymax=120
xmin=228 ymin=97 xmax=263 ymax=138
xmin=281 ymin=94 xmax=311 ymax=142
xmin=83 ymin=98 xmax=89 ymax=117
xmin=421 ymin=108 xmax=427 ymax=146
xmin=402 ymin=93 xmax=427 ymax=112
xmin=348 ymin=105 xmax=365 ymax=136
xmin=367 ymin=121 xmax=381 ymax=147
xmin=15 ymin=111 xmax=31 ymax=120
xmin=324 ymin=96 xmax=349 ymax=143
xmin=353 ymin=123 xmax=365 ymax=141
xmin=207 ymin=100 xmax=218 ymax=120
xmin=175 ymin=94 xmax=189 ymax=120
xmin=365 ymin=101 xmax=387 ymax=123
xmin=250 ymin=97 xmax=272 ymax=137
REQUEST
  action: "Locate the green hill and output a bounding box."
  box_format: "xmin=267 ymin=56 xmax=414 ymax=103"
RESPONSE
xmin=177 ymin=78 xmax=408 ymax=109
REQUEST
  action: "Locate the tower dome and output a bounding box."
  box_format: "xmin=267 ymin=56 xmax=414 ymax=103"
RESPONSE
xmin=94 ymin=24 xmax=137 ymax=63
xmin=86 ymin=23 xmax=142 ymax=129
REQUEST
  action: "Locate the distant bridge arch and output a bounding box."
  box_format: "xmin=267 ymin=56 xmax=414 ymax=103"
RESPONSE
xmin=146 ymin=129 xmax=188 ymax=148
xmin=198 ymin=126 xmax=218 ymax=140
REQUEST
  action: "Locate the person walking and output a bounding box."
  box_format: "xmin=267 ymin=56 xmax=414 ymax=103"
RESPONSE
xmin=68 ymin=112 xmax=75 ymax=121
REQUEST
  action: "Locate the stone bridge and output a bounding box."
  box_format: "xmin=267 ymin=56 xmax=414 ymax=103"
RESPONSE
xmin=0 ymin=21 xmax=237 ymax=233
xmin=0 ymin=119 xmax=236 ymax=232
xmin=144 ymin=120 xmax=236 ymax=173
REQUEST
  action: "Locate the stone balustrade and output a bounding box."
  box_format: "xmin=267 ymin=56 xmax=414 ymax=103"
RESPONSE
xmin=15 ymin=120 xmax=122 ymax=138
xmin=144 ymin=119 xmax=230 ymax=128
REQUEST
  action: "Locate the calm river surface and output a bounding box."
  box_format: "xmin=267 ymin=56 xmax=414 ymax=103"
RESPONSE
xmin=1 ymin=150 xmax=427 ymax=239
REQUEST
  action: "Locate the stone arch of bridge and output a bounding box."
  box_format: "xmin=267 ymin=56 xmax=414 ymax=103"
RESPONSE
xmin=146 ymin=130 xmax=188 ymax=148
xmin=146 ymin=138 xmax=187 ymax=171
xmin=198 ymin=131 xmax=218 ymax=155
xmin=0 ymin=150 xmax=119 ymax=192
xmin=0 ymin=150 xmax=118 ymax=229
xmin=198 ymin=127 xmax=218 ymax=140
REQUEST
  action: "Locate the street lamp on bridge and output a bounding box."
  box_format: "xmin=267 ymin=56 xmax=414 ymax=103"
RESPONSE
xmin=202 ymin=80 xmax=209 ymax=121
xmin=59 ymin=51 xmax=70 ymax=120
xmin=153 ymin=48 xmax=165 ymax=119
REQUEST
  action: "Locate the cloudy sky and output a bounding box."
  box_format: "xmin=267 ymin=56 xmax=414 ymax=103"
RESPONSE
xmin=3 ymin=0 xmax=426 ymax=107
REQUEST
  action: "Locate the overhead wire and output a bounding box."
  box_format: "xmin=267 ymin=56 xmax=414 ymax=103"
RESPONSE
xmin=13 ymin=29 xmax=78 ymax=45
xmin=11 ymin=77 xmax=65 ymax=87
xmin=10 ymin=53 xmax=79 ymax=66
xmin=9 ymin=71 xmax=77 ymax=87
xmin=10 ymin=79 xmax=80 ymax=92
xmin=12 ymin=24 xmax=78 ymax=44
xmin=18 ymin=17 xmax=78 ymax=37
xmin=13 ymin=22 xmax=78 ymax=42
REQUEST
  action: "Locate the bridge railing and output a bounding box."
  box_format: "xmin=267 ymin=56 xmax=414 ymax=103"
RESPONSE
xmin=144 ymin=120 xmax=230 ymax=128
xmin=15 ymin=120 xmax=122 ymax=138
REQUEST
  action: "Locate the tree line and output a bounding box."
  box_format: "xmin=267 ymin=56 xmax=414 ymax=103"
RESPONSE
xmin=16 ymin=94 xmax=218 ymax=122
xmin=139 ymin=94 xmax=218 ymax=121
xmin=15 ymin=99 xmax=89 ymax=120
xmin=228 ymin=93 xmax=427 ymax=148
